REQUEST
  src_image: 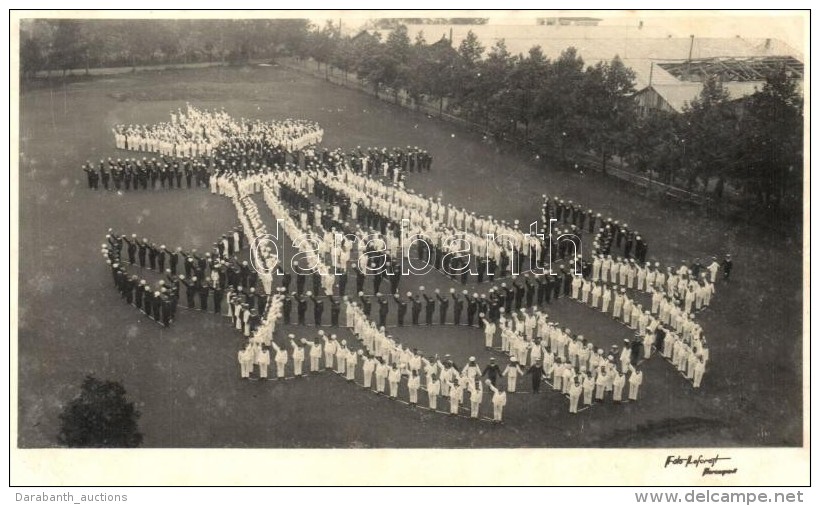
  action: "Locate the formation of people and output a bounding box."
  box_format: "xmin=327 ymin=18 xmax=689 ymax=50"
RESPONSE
xmin=112 ymin=103 xmax=323 ymax=158
xmin=232 ymin=165 xmax=684 ymax=414
xmin=237 ymin=327 xmax=509 ymax=422
xmin=97 ymin=106 xmax=726 ymax=422
xmin=101 ymin=217 xmax=275 ymax=336
xmin=82 ymin=156 xmax=211 ymax=191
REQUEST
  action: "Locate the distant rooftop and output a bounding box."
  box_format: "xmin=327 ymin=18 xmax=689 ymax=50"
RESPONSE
xmin=641 ymin=82 xmax=766 ymax=113
xmin=657 ymin=56 xmax=804 ymax=82
xmin=335 ymin=22 xmax=802 ymax=91
xmin=392 ymin=24 xmax=801 ymax=88
xmin=536 ymin=17 xmax=603 ymax=26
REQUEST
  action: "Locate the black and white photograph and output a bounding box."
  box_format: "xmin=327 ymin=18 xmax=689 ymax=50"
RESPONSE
xmin=10 ymin=8 xmax=810 ymax=487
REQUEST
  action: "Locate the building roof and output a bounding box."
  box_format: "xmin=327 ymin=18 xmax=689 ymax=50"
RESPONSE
xmin=395 ymin=24 xmax=801 ymax=88
xmin=657 ymin=56 xmax=804 ymax=82
xmin=640 ymin=82 xmax=766 ymax=113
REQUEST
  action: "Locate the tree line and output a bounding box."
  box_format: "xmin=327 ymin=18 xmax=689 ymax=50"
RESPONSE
xmin=300 ymin=22 xmax=802 ymax=215
xmin=20 ymin=19 xmax=802 ymax=215
xmin=20 ymin=19 xmax=310 ymax=76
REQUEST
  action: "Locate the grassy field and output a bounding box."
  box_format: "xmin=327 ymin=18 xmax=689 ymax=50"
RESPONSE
xmin=17 ymin=64 xmax=803 ymax=448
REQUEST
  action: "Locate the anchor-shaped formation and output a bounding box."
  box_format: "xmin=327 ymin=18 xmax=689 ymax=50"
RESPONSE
xmin=97 ymin=104 xmax=716 ymax=423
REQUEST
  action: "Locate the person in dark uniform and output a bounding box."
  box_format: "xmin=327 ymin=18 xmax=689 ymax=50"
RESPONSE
xmin=513 ymin=279 xmax=524 ymax=311
xmin=721 ymin=254 xmax=733 ymax=281
xmin=123 ymin=235 xmax=137 ymax=265
xmin=309 ymin=292 xmax=324 ymax=326
xmin=100 ymin=162 xmax=110 ymax=190
xmin=355 ymin=266 xmax=366 ymax=294
xmin=282 ymin=291 xmax=293 ymax=324
xmin=389 ymin=264 xmax=401 ymax=294
xmin=198 ymin=280 xmax=210 ymax=311
xmin=562 ymin=267 xmax=572 ymax=297
xmin=552 ymin=270 xmax=563 ymax=299
xmin=482 ymin=358 xmax=502 ymax=386
xmin=337 ymin=268 xmax=348 ymax=296
xmin=488 ymin=297 xmax=500 ymax=323
xmin=82 ymin=162 xmax=94 ymax=189
xmin=357 ymin=291 xmax=371 ymax=318
xmin=257 ymin=290 xmax=267 ymax=314
xmin=373 ymin=267 xmax=383 ymax=294
xmin=453 ymin=290 xmax=464 ymax=326
xmin=377 ymin=294 xmax=389 ymax=328
xmin=147 ymin=243 xmax=158 ymax=271
xmin=524 ymin=274 xmax=535 ymax=307
xmin=436 ymin=289 xmax=449 ymax=325
xmin=525 ymin=361 xmax=545 ymax=393
xmin=296 ymin=269 xmax=306 ymax=295
xmin=156 ymin=245 xmax=167 ymax=273
xmin=123 ymin=166 xmax=133 ymax=191
xmin=503 ymin=283 xmax=514 ymax=313
xmin=138 ymin=165 xmax=149 ymax=190
xmin=477 ymin=295 xmax=489 ymax=328
xmin=168 ymin=247 xmax=179 ymax=275
xmin=160 ymin=294 xmax=173 ymax=327
xmin=546 ymin=274 xmax=555 ymax=303
xmin=487 ymin=257 xmax=497 ymax=283
xmin=477 ymin=257 xmax=487 ymax=283
xmin=311 ymin=271 xmax=322 ymax=296
xmin=295 ymin=293 xmax=307 ymax=325
xmin=329 ymin=295 xmax=341 ymax=326
xmin=141 ymin=287 xmax=153 ymax=318
xmin=246 ymin=268 xmax=258 ymax=292
xmin=281 ymin=269 xmax=292 ymax=292
xmin=536 ymin=275 xmax=547 ymax=305
xmin=143 ymin=285 xmax=156 ymax=316
xmin=630 ymin=334 xmax=643 ymax=365
xmin=654 ymin=324 xmax=666 ymax=353
xmin=180 ymin=275 xmax=197 ymax=309
xmin=134 ymin=281 xmax=145 ymax=311
xmin=212 ymin=283 xmax=224 ymax=314
xmin=246 ymin=288 xmax=258 ymax=313
xmin=411 ymin=293 xmax=422 ymax=325
xmin=137 ymin=239 xmax=148 ymax=268
xmin=466 ymin=292 xmax=478 ymax=326
xmin=499 ymin=250 xmax=510 ymax=278
xmin=395 ymin=292 xmax=408 ymax=327
xmin=124 ymin=276 xmax=136 ymax=305
xmin=422 ymin=288 xmax=435 ymax=326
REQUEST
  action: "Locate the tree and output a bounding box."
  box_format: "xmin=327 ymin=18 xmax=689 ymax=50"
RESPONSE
xmin=681 ymin=75 xmax=738 ymax=192
xmin=457 ymin=30 xmax=484 ymax=67
xmin=628 ymin=110 xmax=686 ymax=184
xmin=509 ymin=46 xmax=550 ymax=139
xmin=416 ymin=36 xmax=459 ymax=116
xmin=351 ymin=31 xmax=385 ymax=94
xmin=531 ymin=47 xmax=586 ymax=161
xmin=51 ymin=19 xmax=88 ymax=75
xmin=472 ymin=39 xmax=514 ymax=131
xmin=582 ymin=55 xmax=637 ymax=173
xmin=736 ymin=68 xmax=803 ymax=210
xmin=451 ymin=30 xmax=485 ymax=116
xmin=308 ymin=20 xmax=338 ymax=70
xmin=382 ymin=24 xmax=413 ymax=100
xmin=58 ymin=375 xmax=142 ymax=448
xmin=20 ymin=35 xmax=45 ymax=80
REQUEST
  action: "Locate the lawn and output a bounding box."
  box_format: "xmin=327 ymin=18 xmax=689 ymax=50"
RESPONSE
xmin=17 ymin=64 xmax=803 ymax=448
